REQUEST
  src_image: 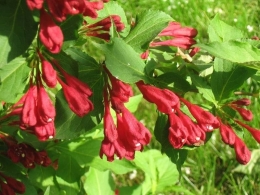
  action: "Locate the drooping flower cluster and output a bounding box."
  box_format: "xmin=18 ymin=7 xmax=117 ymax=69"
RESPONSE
xmin=100 ymin=69 xmax=151 ymax=161
xmin=0 ymin=172 xmax=25 ymax=195
xmin=26 ymin=0 xmax=107 ymax=53
xmin=1 ymin=135 xmax=53 ymax=169
xmin=216 ymin=98 xmax=260 ymax=164
xmin=82 ymin=15 xmax=125 ymax=41
xmin=136 ymin=81 xmax=219 ymax=149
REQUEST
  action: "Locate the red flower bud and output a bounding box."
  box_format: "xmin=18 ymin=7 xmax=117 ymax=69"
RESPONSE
xmin=21 ymin=86 xmax=37 ymax=127
xmin=0 ymin=174 xmax=26 ymax=194
xmin=83 ymin=1 xmax=104 ymax=18
xmin=218 ymin=120 xmax=236 ymax=146
xmin=189 ymin=47 xmax=200 ymax=57
xmin=33 ymin=121 xmax=55 ymax=141
xmin=26 ymin=0 xmax=44 ymax=10
xmin=40 ymin=58 xmax=57 ymax=88
xmin=136 ymin=81 xmax=180 ymax=114
xmin=231 ymin=98 xmax=251 ymax=106
xmin=233 ymin=106 xmax=253 ymax=121
xmin=58 ymin=77 xmax=93 ymax=117
xmin=0 ymin=181 xmax=15 ymax=195
xmin=235 ymin=120 xmax=260 ymax=143
xmin=234 ymin=136 xmax=251 ymax=164
xmin=39 ymin=9 xmax=64 ymax=53
xmin=150 ymin=37 xmax=197 ymax=50
xmin=168 ymin=113 xmax=187 ymax=149
xmin=37 ymin=86 xmax=56 ymax=124
xmin=180 ymin=98 xmax=219 ymax=131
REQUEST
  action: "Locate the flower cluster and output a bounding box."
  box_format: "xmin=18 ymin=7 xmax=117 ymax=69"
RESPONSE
xmin=136 ymin=81 xmax=219 ymax=149
xmin=26 ymin=0 xmax=107 ymax=53
xmin=216 ymin=98 xmax=260 ymax=164
xmin=0 ymin=172 xmax=25 ymax=195
xmin=141 ymin=21 xmax=199 ymax=59
xmin=82 ymin=15 xmax=125 ymax=41
xmin=100 ymin=69 xmax=151 ymax=161
xmin=151 ymin=21 xmax=198 ymax=50
xmin=1 ymin=135 xmax=53 ymax=169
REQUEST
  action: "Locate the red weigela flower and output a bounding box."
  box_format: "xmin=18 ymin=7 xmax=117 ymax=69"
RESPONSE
xmin=39 ymin=9 xmax=64 ymax=54
xmin=136 ymin=81 xmax=180 ymax=114
xmin=26 ymin=0 xmax=44 ymax=10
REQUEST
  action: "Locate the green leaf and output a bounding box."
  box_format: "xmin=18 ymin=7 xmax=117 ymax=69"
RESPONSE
xmin=197 ymin=41 xmax=260 ymax=64
xmin=208 ymin=15 xmax=244 ymax=42
xmin=0 ymin=57 xmax=30 ymax=103
xmin=155 ymin=72 xmax=191 ymax=94
xmin=60 ymin=15 xmax=83 ymax=49
xmin=211 ymin=58 xmax=256 ymax=101
xmin=54 ymin=138 xmax=135 ymax=174
xmin=134 ymin=150 xmax=179 ymax=194
xmin=124 ymin=10 xmax=172 ymax=52
xmin=0 ymin=0 xmax=38 ymax=65
xmin=153 ymin=114 xmax=188 ymax=173
xmin=28 ymin=165 xmax=56 ymax=191
xmin=84 ymin=167 xmax=115 ymax=195
xmin=100 ymin=37 xmax=148 ymax=83
xmin=44 ymin=186 xmax=61 ymax=195
xmin=188 ymin=71 xmax=216 ymax=103
xmin=54 ymin=91 xmax=100 ymax=139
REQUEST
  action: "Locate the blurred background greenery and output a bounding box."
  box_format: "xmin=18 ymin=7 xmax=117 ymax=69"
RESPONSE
xmin=114 ymin=0 xmax=260 ymax=194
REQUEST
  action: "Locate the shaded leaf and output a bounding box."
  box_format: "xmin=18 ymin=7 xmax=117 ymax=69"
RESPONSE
xmin=0 ymin=0 xmax=38 ymax=65
xmin=188 ymin=71 xmax=216 ymax=103
xmin=211 ymin=58 xmax=256 ymax=101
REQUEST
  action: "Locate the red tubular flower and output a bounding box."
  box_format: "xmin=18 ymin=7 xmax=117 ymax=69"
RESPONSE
xmin=234 ymin=136 xmax=251 ymax=164
xmin=159 ymin=22 xmax=181 ymax=35
xmin=0 ymin=173 xmax=25 ymax=194
xmin=33 ymin=121 xmax=56 ymax=141
xmin=150 ymin=37 xmax=197 ymax=50
xmin=37 ymin=85 xmax=56 ymax=124
xmin=38 ymin=54 xmax=57 ymax=88
xmin=108 ymin=73 xmax=133 ymax=103
xmin=140 ymin=50 xmax=149 ymax=59
xmin=136 ymin=81 xmax=180 ymax=114
xmin=46 ymin=0 xmax=67 ymax=22
xmin=231 ymin=98 xmax=251 ymax=106
xmin=231 ymin=106 xmax=253 ymax=121
xmin=83 ymin=1 xmax=104 ymax=18
xmin=57 ymin=77 xmax=94 ymax=117
xmin=21 ymin=86 xmax=37 ymax=127
xmin=26 ymin=0 xmax=44 ymax=10
xmin=7 ymin=143 xmax=36 ymax=169
xmin=39 ymin=9 xmax=64 ymax=54
xmin=180 ymin=98 xmax=219 ymax=132
xmin=34 ymin=150 xmax=52 ymax=166
xmin=235 ymin=120 xmax=260 ymax=143
xmin=168 ymin=113 xmax=187 ymax=149
xmin=218 ymin=120 xmax=236 ymax=146
xmin=189 ymin=47 xmax=200 ymax=57
xmin=63 ymin=0 xmax=86 ymax=15
xmin=177 ymin=110 xmax=205 ymax=146
xmin=117 ymin=106 xmax=151 ymax=151
xmin=160 ymin=26 xmax=198 ymax=38
xmin=53 ymin=60 xmax=92 ymax=97
xmin=0 ymin=181 xmax=15 ymax=195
